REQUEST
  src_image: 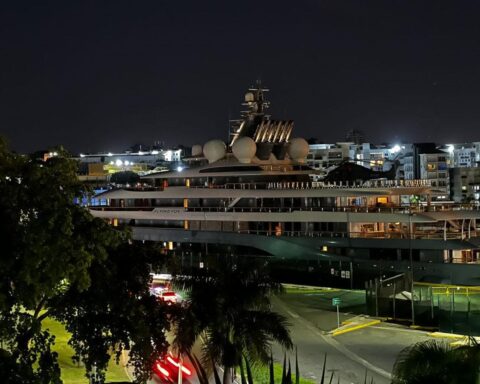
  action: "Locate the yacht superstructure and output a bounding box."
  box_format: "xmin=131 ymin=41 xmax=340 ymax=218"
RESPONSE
xmin=89 ymin=84 xmax=480 ymax=289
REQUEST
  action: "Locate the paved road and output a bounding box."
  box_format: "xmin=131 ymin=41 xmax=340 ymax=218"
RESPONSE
xmin=336 ymin=325 xmax=431 ymax=374
xmin=137 ymin=288 xmax=434 ymax=384
xmin=273 ymin=290 xmax=433 ymax=384
xmin=272 ymin=296 xmax=389 ymax=384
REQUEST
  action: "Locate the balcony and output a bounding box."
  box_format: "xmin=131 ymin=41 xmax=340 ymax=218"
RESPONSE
xmin=191 ymin=179 xmax=433 ymax=190
xmin=89 ymin=203 xmax=480 ymax=214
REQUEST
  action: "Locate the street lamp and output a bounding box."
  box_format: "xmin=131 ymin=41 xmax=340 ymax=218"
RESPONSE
xmin=409 ymin=212 xmax=415 ymax=325
xmin=177 ymin=354 xmax=183 ymax=384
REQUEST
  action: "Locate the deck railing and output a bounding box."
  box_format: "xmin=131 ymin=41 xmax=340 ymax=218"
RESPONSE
xmin=190 ymin=179 xmax=433 ymax=190
xmin=90 ymin=204 xmax=480 ymax=213
xmin=131 ymin=225 xmax=476 ymax=240
xmin=229 ymin=229 xmax=471 ymax=240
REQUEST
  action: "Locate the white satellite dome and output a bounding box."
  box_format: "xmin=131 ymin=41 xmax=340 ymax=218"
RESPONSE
xmin=203 ymin=140 xmax=226 ymax=163
xmin=244 ymin=92 xmax=255 ymax=102
xmin=191 ymin=144 xmax=203 ymax=157
xmin=288 ymin=137 xmax=309 ymax=163
xmin=232 ymin=136 xmax=256 ymax=163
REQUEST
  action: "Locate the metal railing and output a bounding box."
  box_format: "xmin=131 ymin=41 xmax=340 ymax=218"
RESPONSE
xmin=90 ymin=204 xmax=480 ymax=213
xmin=232 ymin=229 xmax=473 ymax=240
xmin=131 ymin=224 xmax=476 ymax=241
xmin=190 ymin=179 xmax=433 ymax=190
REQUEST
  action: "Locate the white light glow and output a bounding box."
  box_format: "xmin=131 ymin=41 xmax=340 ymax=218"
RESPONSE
xmin=150 ymin=273 xmax=172 ymax=280
xmin=124 ymin=160 xmax=129 ymax=166
xmin=177 ymin=166 xmax=183 ymax=172
xmin=107 ymin=152 xmax=113 ymax=157
xmin=80 ymin=153 xmax=85 ymax=158
xmin=391 ymin=144 xmax=401 ymax=153
xmin=151 ymin=150 xmax=159 ymax=155
xmin=115 ymin=159 xmax=123 ymax=166
xmin=447 ymin=145 xmax=454 ymax=153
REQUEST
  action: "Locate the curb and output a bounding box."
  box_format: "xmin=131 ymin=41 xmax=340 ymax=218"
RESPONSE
xmin=332 ymin=320 xmax=381 ymax=336
xmin=427 ymin=332 xmax=465 ymax=339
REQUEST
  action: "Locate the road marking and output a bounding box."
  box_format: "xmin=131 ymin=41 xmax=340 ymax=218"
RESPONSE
xmin=273 ymin=297 xmax=392 ymax=380
xmin=332 ymin=320 xmax=381 ymax=337
xmin=322 ymin=330 xmax=391 ymax=379
xmin=286 ymin=310 xmax=300 ymax=318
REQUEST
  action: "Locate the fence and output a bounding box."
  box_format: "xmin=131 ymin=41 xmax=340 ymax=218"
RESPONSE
xmin=366 ymin=275 xmax=480 ymax=335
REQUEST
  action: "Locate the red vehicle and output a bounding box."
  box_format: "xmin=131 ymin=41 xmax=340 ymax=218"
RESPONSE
xmin=153 ymin=352 xmax=192 ymax=383
xmin=158 ymin=291 xmax=178 ymax=304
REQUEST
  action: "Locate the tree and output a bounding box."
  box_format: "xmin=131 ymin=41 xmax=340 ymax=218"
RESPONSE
xmin=0 ymin=139 xmax=169 ymax=383
xmin=392 ymin=339 xmax=480 ymax=384
xmin=52 ymin=241 xmax=170 ymax=383
xmin=171 ymin=257 xmax=293 ymax=384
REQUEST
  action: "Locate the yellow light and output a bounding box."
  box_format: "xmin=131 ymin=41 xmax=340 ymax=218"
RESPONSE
xmin=113 ymin=218 xmax=118 ymax=227
xmin=168 ymin=241 xmax=174 ymax=250
xmin=322 ymin=245 xmax=328 ymax=252
xmin=275 ymin=224 xmax=282 ymax=236
xmin=184 ymin=220 xmax=189 ymax=230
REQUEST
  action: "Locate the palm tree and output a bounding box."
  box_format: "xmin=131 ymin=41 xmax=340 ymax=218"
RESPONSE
xmin=171 ymin=257 xmax=293 ymax=384
xmin=392 ymin=339 xmax=480 ymax=384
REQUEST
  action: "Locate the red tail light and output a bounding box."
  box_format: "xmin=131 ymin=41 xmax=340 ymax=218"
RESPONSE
xmin=166 ymin=355 xmax=192 ymax=376
xmin=181 ymin=365 xmax=192 ymax=376
xmin=155 ymin=362 xmax=170 ymax=377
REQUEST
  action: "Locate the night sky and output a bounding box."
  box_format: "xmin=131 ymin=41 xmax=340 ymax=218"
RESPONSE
xmin=1 ymin=1 xmax=480 ymax=154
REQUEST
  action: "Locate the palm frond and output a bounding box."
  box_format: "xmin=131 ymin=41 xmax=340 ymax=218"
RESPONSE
xmin=295 ymin=346 xmax=300 ymax=384
xmin=269 ymin=352 xmax=275 ymax=384
xmin=281 ymin=352 xmax=287 ymax=384
xmin=320 ymin=354 xmax=327 ymax=384
xmin=186 ymin=352 xmax=209 ymax=384
xmin=286 ymin=358 xmax=292 ymax=384
xmin=239 ymin=309 xmax=293 ymax=364
xmin=244 ymin=354 xmax=254 ymax=384
xmin=239 ymin=357 xmax=247 ymax=384
xmin=328 ymin=371 xmax=335 ymax=384
xmin=171 ymin=256 xmax=292 ymax=382
xmin=392 ymin=339 xmax=474 ymax=384
xmin=212 ymin=357 xmax=222 ymax=384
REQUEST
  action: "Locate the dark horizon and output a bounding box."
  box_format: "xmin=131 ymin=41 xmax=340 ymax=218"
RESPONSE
xmin=1 ymin=1 xmax=480 ymax=154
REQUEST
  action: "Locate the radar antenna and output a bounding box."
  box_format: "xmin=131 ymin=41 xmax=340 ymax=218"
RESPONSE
xmin=230 ymin=80 xmax=271 ymax=145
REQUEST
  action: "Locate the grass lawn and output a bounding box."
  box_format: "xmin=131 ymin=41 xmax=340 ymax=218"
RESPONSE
xmin=251 ymin=361 xmax=316 ymax=384
xmin=42 ymin=318 xmax=131 ymax=383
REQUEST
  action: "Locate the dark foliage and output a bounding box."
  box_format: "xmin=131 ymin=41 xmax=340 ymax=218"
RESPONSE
xmin=0 ymin=139 xmax=169 ymax=383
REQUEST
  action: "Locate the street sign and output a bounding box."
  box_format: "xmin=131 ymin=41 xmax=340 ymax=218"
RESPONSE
xmin=332 ymin=297 xmax=341 ymax=329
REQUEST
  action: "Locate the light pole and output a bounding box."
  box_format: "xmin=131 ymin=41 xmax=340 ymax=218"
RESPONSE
xmin=177 ymin=353 xmax=183 ymax=384
xmin=409 ymin=212 xmax=415 ymax=325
